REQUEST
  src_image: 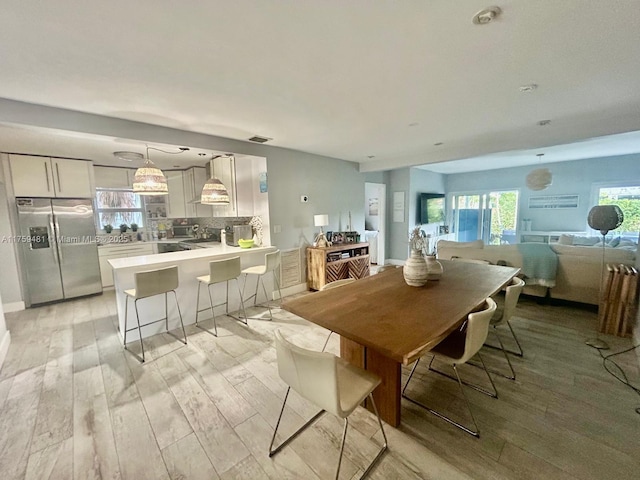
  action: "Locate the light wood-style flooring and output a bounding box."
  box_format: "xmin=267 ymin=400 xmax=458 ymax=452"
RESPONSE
xmin=0 ymin=289 xmax=639 ymax=479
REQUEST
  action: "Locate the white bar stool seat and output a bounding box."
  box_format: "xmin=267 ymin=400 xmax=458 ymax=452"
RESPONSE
xmin=124 ymin=265 xmax=186 ymax=363
xmin=241 ymin=250 xmax=282 ymax=321
xmin=195 ymin=256 xmax=247 ymax=336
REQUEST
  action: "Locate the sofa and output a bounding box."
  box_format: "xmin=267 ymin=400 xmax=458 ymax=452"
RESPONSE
xmin=436 ymin=239 xmax=637 ymax=305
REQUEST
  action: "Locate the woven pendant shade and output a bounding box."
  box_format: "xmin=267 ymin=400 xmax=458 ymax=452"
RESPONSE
xmin=201 ymin=155 xmax=230 ymax=205
xmin=525 ymin=168 xmax=553 ymax=191
xmin=132 ymin=158 xmax=168 ymax=195
xmin=587 ymin=205 xmax=624 ymax=235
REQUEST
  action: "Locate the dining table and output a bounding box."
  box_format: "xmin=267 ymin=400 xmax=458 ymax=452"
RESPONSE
xmin=281 ymin=260 xmax=520 ymax=427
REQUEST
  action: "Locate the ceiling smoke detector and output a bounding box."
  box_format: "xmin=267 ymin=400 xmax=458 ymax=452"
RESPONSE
xmin=113 ymin=151 xmax=144 ymax=162
xmin=248 ymin=135 xmax=272 ymax=143
xmin=472 ymin=6 xmax=502 ymax=25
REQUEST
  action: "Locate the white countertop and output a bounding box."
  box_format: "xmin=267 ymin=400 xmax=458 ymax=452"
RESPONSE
xmin=108 ymin=244 xmax=275 ymax=270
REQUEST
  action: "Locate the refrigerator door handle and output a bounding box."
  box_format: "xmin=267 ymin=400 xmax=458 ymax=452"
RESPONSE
xmin=44 ymin=162 xmax=51 ymax=193
xmin=55 ymin=162 xmax=62 ymax=193
xmin=51 ymin=214 xmax=63 ymax=263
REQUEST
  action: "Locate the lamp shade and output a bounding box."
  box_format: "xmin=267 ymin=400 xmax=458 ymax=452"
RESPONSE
xmin=525 ymin=168 xmax=553 ymax=191
xmin=201 ymin=177 xmax=230 ymax=205
xmin=314 ymin=214 xmax=329 ymax=227
xmin=587 ymin=205 xmax=624 ymax=235
xmin=132 ymin=158 xmax=168 ymax=195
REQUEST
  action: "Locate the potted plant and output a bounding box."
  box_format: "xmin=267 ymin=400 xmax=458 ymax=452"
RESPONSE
xmin=119 ymin=223 xmax=128 ymax=233
xmin=130 ymin=223 xmax=138 ymax=232
xmin=104 ymin=224 xmax=113 ymax=234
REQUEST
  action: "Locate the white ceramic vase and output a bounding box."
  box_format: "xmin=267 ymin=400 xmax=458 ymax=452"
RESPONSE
xmin=403 ymin=249 xmax=429 ymax=287
xmin=426 ymin=255 xmax=443 ymax=281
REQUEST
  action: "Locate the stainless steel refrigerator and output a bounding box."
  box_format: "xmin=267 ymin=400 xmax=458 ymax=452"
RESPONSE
xmin=16 ymin=198 xmax=102 ymax=306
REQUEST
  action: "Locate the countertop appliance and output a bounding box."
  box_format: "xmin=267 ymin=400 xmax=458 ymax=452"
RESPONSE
xmin=16 ymin=198 xmax=102 ymax=306
xmin=225 ymin=224 xmax=253 ymax=247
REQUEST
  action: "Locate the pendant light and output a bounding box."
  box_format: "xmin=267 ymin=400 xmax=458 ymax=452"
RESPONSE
xmin=526 ymin=153 xmax=552 ymax=191
xmin=132 ymin=146 xmax=169 ymax=195
xmin=201 ymin=154 xmax=231 ymax=205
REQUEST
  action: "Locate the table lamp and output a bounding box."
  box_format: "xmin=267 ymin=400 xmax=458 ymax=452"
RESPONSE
xmin=585 ymin=204 xmax=624 ymax=350
xmin=314 ymin=214 xmax=330 ymax=247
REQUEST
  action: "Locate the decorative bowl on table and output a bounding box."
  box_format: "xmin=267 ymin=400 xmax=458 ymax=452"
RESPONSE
xmin=238 ymin=238 xmax=254 ymax=249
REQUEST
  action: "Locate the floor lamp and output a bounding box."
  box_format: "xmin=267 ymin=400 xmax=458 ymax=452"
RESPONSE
xmin=585 ymin=205 xmax=624 ymax=350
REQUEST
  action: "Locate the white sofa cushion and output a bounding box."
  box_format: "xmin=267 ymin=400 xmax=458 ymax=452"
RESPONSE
xmin=551 ymin=244 xmax=635 ymax=263
xmin=437 ymin=239 xmax=484 ymax=249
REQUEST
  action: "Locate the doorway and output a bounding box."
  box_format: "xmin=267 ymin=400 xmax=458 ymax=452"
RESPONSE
xmin=452 ymin=190 xmax=519 ymax=245
xmin=364 ymin=183 xmax=386 ymax=265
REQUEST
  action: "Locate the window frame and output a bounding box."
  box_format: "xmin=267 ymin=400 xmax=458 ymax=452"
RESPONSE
xmin=94 ymin=188 xmax=146 ymax=231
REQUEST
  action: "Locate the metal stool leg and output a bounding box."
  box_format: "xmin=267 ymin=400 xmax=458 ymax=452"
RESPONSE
xmin=195 ymin=281 xmax=202 ymax=326
xmin=124 ymin=295 xmax=129 ymax=349
xmin=172 ymin=290 xmax=187 ymax=345
xmin=207 ymin=283 xmax=219 ymax=336
xmin=133 ymin=299 xmax=146 ymax=363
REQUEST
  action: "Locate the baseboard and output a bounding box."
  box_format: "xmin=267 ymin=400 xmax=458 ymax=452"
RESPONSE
xmin=386 ymin=258 xmax=405 ymax=266
xmin=2 ymin=301 xmax=25 ymax=313
xmin=0 ymin=330 xmax=11 ymax=370
xmin=274 ymin=282 xmax=308 ymax=300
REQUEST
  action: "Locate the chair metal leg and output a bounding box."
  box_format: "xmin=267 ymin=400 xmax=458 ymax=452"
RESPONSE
xmin=335 ymin=418 xmax=348 ymax=480
xmin=402 ymin=358 xmax=482 ymax=437
xmin=273 ymin=270 xmax=283 ymax=308
xmin=492 ymin=328 xmax=516 ymax=380
xmin=172 ymin=290 xmax=187 ymax=345
xmin=260 ymin=275 xmax=274 ymax=320
xmin=484 ymin=320 xmax=524 ymax=357
xmin=195 ymin=281 xmax=202 ymax=326
xmin=428 ymin=354 xmax=498 ymax=398
xmin=207 ymin=284 xmax=219 ymax=336
xmin=321 ymin=331 xmax=333 ymax=352
xmin=133 ymin=299 xmax=146 ymax=363
xmin=268 ymin=387 xmax=325 ymax=457
xmin=241 ymin=273 xmax=277 ymax=321
xmin=165 ymin=292 xmax=168 ymax=331
xmin=358 ymin=393 xmax=388 ymax=479
xmin=123 ymin=295 xmax=129 ymax=349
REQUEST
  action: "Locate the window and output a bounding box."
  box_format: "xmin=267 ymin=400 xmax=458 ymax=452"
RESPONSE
xmin=451 ymin=190 xmax=519 ymax=245
xmin=597 ymin=185 xmax=640 ymax=240
xmin=95 ymin=189 xmax=145 ymax=230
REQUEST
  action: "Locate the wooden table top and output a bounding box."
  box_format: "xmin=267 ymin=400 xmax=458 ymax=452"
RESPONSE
xmin=282 ymin=260 xmax=520 ymax=365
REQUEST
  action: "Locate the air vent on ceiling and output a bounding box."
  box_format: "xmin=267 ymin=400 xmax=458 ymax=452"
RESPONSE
xmin=248 ymin=135 xmax=272 ymax=143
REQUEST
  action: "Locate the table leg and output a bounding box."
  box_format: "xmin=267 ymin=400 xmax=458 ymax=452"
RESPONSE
xmin=340 ymin=337 xmax=401 ymax=427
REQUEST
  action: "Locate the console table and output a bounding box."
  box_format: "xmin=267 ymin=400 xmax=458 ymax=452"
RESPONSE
xmin=306 ymin=242 xmax=369 ymax=290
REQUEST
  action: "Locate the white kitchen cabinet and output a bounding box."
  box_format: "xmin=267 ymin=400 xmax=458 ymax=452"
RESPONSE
xmin=234 ymin=157 xmax=254 ymax=217
xmin=210 ymin=155 xmax=237 ymax=217
xmin=93 ymin=166 xmax=135 ymax=189
xmin=9 ymin=154 xmax=93 ymax=198
xmin=166 ymin=170 xmax=186 ymax=218
xmin=183 ymin=167 xmax=213 ymax=218
xmin=98 ymin=243 xmax=155 ymax=287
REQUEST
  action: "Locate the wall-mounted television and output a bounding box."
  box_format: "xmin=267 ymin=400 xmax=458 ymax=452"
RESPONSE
xmin=418 ymin=193 xmax=446 ymax=224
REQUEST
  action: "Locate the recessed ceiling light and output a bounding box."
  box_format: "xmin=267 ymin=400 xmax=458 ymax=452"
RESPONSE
xmin=113 ymin=151 xmax=144 ymax=162
xmin=248 ymin=135 xmax=272 ymax=143
xmin=198 ymin=153 xmax=207 ymax=156
xmin=519 ymin=84 xmax=538 ymax=92
xmin=472 ymin=6 xmax=502 ymax=25
xmin=434 ymin=142 xmax=444 ymax=146
xmin=367 ymin=155 xmax=376 ymax=159
xmin=538 ymin=119 xmax=551 ymax=126
xmin=409 ymin=122 xmax=419 ymax=127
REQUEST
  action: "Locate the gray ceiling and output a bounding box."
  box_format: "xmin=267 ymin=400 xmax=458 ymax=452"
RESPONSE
xmin=1 ymin=1 xmax=640 ymax=172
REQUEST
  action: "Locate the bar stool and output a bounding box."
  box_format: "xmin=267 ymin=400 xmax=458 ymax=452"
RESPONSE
xmin=195 ymin=256 xmax=247 ymax=336
xmin=241 ymin=250 xmax=282 ymax=321
xmin=124 ymin=265 xmax=187 ymax=363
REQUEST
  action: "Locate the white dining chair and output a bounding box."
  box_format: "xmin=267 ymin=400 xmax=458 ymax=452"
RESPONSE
xmin=195 ymin=256 xmax=247 ymax=336
xmin=123 ymin=265 xmax=186 ymax=363
xmin=402 ymin=298 xmax=497 ymax=437
xmin=483 ymin=276 xmax=525 ymax=379
xmin=269 ymin=330 xmax=387 ymax=479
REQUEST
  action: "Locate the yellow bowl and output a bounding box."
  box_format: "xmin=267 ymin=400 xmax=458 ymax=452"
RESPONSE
xmin=238 ymin=239 xmax=254 ymax=249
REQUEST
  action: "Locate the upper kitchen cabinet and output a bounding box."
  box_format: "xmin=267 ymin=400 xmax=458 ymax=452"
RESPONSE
xmin=9 ymin=154 xmax=94 ymax=198
xmin=183 ymin=166 xmax=213 ymax=217
xmin=166 ymin=170 xmax=186 ymax=218
xmin=210 ymin=155 xmax=237 ymax=217
xmin=93 ymin=166 xmax=135 ymax=189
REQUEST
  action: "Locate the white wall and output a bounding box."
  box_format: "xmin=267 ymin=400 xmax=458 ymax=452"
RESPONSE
xmin=0 ymin=158 xmax=24 ymax=310
xmin=445 ymin=154 xmax=640 ymax=233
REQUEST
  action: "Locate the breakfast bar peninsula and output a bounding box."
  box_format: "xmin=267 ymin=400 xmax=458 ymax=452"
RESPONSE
xmin=109 ymin=244 xmax=277 ymax=342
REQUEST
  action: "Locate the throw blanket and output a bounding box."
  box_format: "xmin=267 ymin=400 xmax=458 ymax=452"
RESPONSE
xmin=517 ymin=243 xmax=558 ymax=287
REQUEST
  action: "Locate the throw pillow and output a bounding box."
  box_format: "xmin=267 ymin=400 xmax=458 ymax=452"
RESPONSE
xmin=608 ymin=236 xmax=621 ymax=248
xmin=558 ymin=234 xmax=574 ymax=245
